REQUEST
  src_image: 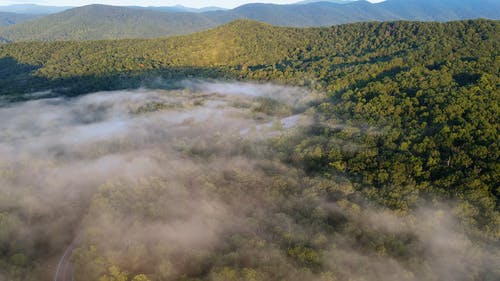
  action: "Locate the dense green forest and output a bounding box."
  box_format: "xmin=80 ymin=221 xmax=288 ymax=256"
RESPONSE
xmin=0 ymin=19 xmax=499 ymax=281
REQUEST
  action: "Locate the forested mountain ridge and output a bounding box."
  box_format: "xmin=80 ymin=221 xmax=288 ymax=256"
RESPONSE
xmin=380 ymin=0 xmax=500 ymax=20
xmin=1 ymin=19 xmax=498 ymax=79
xmin=0 ymin=5 xmax=221 ymax=41
xmin=0 ymin=0 xmax=499 ymax=42
xmin=0 ymin=12 xmax=39 ymax=27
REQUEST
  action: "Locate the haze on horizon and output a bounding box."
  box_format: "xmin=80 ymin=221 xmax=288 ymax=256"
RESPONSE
xmin=0 ymin=0 xmax=385 ymax=9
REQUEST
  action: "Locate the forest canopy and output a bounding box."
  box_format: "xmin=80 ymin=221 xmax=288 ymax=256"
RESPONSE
xmin=0 ymin=19 xmax=498 ymax=281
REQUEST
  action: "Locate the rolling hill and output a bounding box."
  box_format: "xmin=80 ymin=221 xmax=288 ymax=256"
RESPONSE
xmin=0 ymin=5 xmax=222 ymax=41
xmin=227 ymin=0 xmax=500 ymax=25
xmin=0 ymin=11 xmax=39 ymax=27
xmin=218 ymin=1 xmax=398 ymax=26
xmin=0 ymin=0 xmax=499 ymax=41
xmin=380 ymin=0 xmax=500 ymax=21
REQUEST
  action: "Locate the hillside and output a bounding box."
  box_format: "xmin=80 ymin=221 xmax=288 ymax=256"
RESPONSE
xmin=380 ymin=0 xmax=500 ymax=21
xmin=0 ymin=0 xmax=499 ymax=41
xmin=0 ymin=11 xmax=38 ymax=27
xmin=0 ymin=5 xmax=222 ymax=41
xmin=1 ymin=19 xmax=498 ymax=91
xmin=229 ymin=0 xmax=500 ymax=25
xmin=220 ymin=1 xmax=398 ymax=26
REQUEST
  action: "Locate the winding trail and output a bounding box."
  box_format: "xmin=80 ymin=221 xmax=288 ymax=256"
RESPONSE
xmin=54 ymin=238 xmax=78 ymax=281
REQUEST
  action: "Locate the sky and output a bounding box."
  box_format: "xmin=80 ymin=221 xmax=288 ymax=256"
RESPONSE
xmin=0 ymin=0 xmax=385 ymax=9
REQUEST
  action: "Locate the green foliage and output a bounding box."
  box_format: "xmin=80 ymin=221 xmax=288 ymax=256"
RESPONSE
xmin=0 ymin=19 xmax=498 ymax=281
xmin=1 ymin=19 xmax=498 ymax=97
xmin=131 ymin=274 xmax=151 ymax=281
xmin=100 ymin=266 xmax=128 ymax=281
xmin=252 ymin=97 xmax=293 ymax=117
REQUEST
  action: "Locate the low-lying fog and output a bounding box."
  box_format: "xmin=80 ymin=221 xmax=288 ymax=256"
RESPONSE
xmin=0 ymin=81 xmax=314 ymax=279
xmin=0 ymin=82 xmax=498 ymax=281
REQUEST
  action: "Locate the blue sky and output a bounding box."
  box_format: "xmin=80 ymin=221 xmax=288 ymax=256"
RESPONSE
xmin=1 ymin=1 xmax=385 ymax=9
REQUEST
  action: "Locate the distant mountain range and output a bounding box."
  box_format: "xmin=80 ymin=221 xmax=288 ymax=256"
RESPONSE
xmin=0 ymin=4 xmax=72 ymax=14
xmin=294 ymin=0 xmax=355 ymax=4
xmin=129 ymin=5 xmax=227 ymax=13
xmin=0 ymin=0 xmax=498 ymax=42
xmin=0 ymin=3 xmax=226 ymax=14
